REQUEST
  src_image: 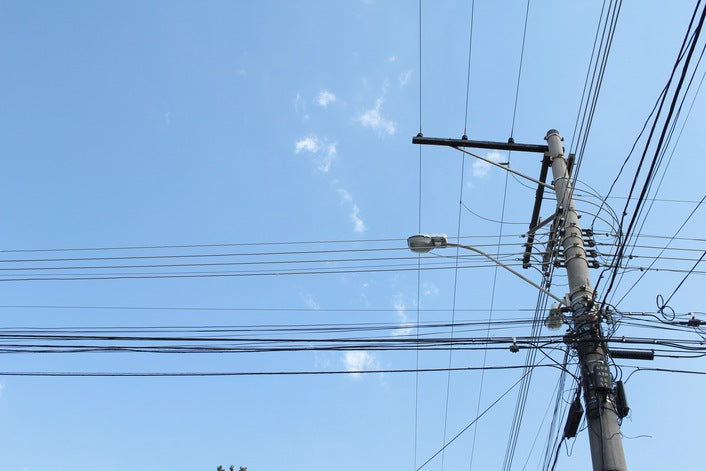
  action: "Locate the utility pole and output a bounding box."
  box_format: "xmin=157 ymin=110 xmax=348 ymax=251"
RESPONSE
xmin=545 ymin=129 xmax=626 ymax=471
xmin=412 ymin=129 xmax=628 ymax=470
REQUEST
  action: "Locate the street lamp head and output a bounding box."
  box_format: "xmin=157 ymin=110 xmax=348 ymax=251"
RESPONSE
xmin=407 ymin=234 xmax=448 ymax=253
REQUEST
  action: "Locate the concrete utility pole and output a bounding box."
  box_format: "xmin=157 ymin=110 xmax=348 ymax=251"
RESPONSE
xmin=411 ymin=129 xmax=628 ymax=470
xmin=545 ymin=129 xmax=627 ymax=471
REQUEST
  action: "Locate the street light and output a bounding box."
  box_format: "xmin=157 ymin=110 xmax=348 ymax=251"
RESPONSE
xmin=407 ymin=233 xmax=567 ymax=306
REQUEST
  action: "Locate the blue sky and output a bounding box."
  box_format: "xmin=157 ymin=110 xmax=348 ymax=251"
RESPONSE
xmin=1 ymin=1 xmax=705 ymax=470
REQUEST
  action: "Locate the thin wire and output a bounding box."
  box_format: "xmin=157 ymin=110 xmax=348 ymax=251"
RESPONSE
xmin=615 ymin=194 xmax=706 ymax=306
xmin=418 ymin=0 xmax=423 ymax=135
xmin=0 ymin=262 xmax=545 ymax=283
xmin=510 ymin=0 xmax=531 ymax=138
xmin=440 ymin=147 xmax=467 ymax=470
xmin=500 ymin=3 xmax=534 ymax=468
xmin=659 ymin=250 xmax=706 ymax=311
xmin=463 ymin=0 xmax=476 ymax=137
xmin=569 ymin=0 xmax=607 ymax=154
xmin=418 ymin=371 xmax=532 ymax=471
xmin=608 ymin=38 xmax=706 ymax=305
xmin=0 ymin=237 xmax=408 ymax=254
xmin=415 ymin=253 xmax=422 ymax=471
xmin=0 ymin=364 xmax=567 ymax=378
xmin=468 ymin=166 xmax=510 ymax=468
xmin=0 ymin=246 xmax=410 ymax=264
xmin=571 ymin=0 xmax=622 ymax=181
xmin=462 ymin=202 xmax=528 ymax=225
xmin=0 ymin=304 xmax=538 ymax=313
xmin=598 ymin=1 xmax=706 ymax=305
xmin=415 ymin=3 xmax=423 ymax=468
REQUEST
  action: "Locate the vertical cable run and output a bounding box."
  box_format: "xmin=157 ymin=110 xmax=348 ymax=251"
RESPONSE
xmin=414 ymin=258 xmax=421 ymax=471
xmin=414 ymin=2 xmax=423 ymax=469
xmin=418 ymin=0 xmax=423 ymax=135
xmin=413 ymin=125 xmax=421 ymax=471
xmin=472 ymin=3 xmax=531 ymax=468
xmin=468 ymin=160 xmax=512 ymax=471
xmin=510 ymin=0 xmax=531 ymax=139
xmin=440 ymin=154 xmax=467 ymax=470
xmin=463 ymin=0 xmax=476 ymax=138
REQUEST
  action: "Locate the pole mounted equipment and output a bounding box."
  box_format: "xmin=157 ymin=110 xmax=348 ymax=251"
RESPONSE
xmin=411 ymin=129 xmax=628 ymax=471
xmin=546 ymin=129 xmax=626 ymax=471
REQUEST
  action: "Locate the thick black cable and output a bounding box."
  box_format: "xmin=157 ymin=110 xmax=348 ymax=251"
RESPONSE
xmin=615 ymin=194 xmax=706 ymax=306
xmin=599 ymin=1 xmax=706 ymax=304
xmin=569 ymin=0 xmax=607 ymax=154
xmin=0 ymin=364 xmax=565 ymax=378
xmin=608 ymin=40 xmax=706 ymax=304
xmin=658 ymin=250 xmax=706 ymax=313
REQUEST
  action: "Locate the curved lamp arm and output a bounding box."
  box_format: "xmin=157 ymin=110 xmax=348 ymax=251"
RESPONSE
xmin=407 ymin=234 xmax=566 ymax=306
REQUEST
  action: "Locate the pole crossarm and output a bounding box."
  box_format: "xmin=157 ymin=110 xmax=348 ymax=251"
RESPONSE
xmin=412 ymin=135 xmax=549 ymax=154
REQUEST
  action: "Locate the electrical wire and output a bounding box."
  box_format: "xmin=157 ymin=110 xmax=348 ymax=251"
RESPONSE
xmin=418 ymin=370 xmax=534 ymax=471
xmin=597 ymin=1 xmax=706 ymax=307
xmin=462 ymin=0 xmax=475 ymax=137
xmin=439 ymin=145 xmax=468 ymax=471
xmin=0 ymin=363 xmax=567 ymax=378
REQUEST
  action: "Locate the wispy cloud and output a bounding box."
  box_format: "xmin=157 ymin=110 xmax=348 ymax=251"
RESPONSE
xmin=301 ymin=292 xmax=320 ymax=310
xmin=295 ymin=136 xmax=319 ymax=153
xmin=316 ymin=90 xmax=337 ymax=107
xmin=337 ymin=188 xmax=366 ymax=233
xmin=293 ymin=92 xmax=309 ymax=119
xmin=472 ymin=151 xmax=504 ymax=178
xmin=343 ymin=351 xmax=378 ymax=379
xmin=392 ymin=294 xmax=413 ymax=336
xmin=423 ymin=282 xmax=439 ymax=297
xmin=388 ymin=55 xmax=397 ymax=63
xmin=357 ymin=97 xmax=396 ymax=136
xmin=398 ymin=70 xmax=412 ymax=87
xmin=295 ymin=135 xmax=337 ymax=173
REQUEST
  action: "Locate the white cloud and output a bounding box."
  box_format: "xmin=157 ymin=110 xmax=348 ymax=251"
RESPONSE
xmin=317 ymin=90 xmax=337 ymax=107
xmin=314 ymin=351 xmax=333 ymax=369
xmin=301 ymin=292 xmax=320 ymax=310
xmin=392 ymin=294 xmax=413 ymax=336
xmin=295 ymin=135 xmax=337 ymax=173
xmin=343 ymin=351 xmax=378 ymax=378
xmin=337 ymin=188 xmax=366 ymax=233
xmin=350 ymin=204 xmax=365 ymax=232
xmin=398 ymin=70 xmax=412 ymax=87
xmin=338 ymin=187 xmax=352 ymax=203
xmin=357 ymin=98 xmax=396 ymax=135
xmin=294 ymin=92 xmax=309 ymax=119
xmin=472 ymin=151 xmax=504 ymax=177
xmin=295 ymin=136 xmax=320 ymax=153
xmin=388 ymin=55 xmax=397 ymax=63
xmin=423 ymin=282 xmax=439 ymax=297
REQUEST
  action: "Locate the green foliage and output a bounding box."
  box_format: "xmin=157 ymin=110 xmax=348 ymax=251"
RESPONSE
xmin=216 ymin=465 xmax=246 ymax=471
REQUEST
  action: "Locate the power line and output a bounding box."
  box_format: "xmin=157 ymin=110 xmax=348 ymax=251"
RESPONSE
xmin=0 ymin=363 xmax=565 ymax=378
xmin=419 ymin=370 xmax=532 ymax=471
xmin=597 ymin=0 xmax=706 ymax=306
